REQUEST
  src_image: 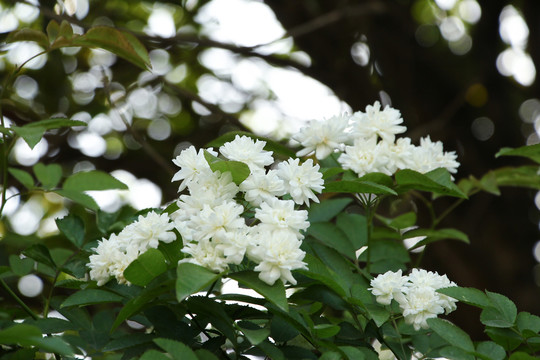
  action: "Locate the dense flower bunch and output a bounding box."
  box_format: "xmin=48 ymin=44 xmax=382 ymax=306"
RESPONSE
xmin=369 ymin=269 xmax=458 ymax=330
xmin=88 ymin=211 xmax=176 ymax=286
xmin=171 ymin=135 xmax=324 ymax=285
xmin=294 ymin=101 xmax=460 ymax=176
xmin=89 ymin=135 xmax=325 ymax=287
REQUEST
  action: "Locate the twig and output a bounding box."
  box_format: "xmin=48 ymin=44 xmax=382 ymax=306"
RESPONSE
xmin=0 ymin=278 xmax=39 ymax=320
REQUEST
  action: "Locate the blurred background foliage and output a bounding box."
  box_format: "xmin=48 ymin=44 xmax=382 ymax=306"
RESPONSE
xmin=0 ymin=0 xmax=539 ymax=337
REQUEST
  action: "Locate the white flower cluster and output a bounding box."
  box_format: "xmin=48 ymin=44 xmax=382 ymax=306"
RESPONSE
xmin=88 ymin=211 xmax=176 ymax=286
xmin=294 ymin=101 xmax=460 ymax=176
xmin=369 ymin=269 xmax=458 ymax=330
xmin=171 ymin=135 xmax=324 ymax=286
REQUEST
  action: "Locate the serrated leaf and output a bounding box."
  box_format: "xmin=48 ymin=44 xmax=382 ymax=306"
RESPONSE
xmin=206 ymin=131 xmax=295 ymax=158
xmin=23 ymin=244 xmax=56 ymax=269
xmin=33 ymin=163 xmax=62 ymax=190
xmin=437 ymin=286 xmax=491 ymax=308
xmin=8 ymin=168 xmax=34 ymax=189
xmin=6 ymin=28 xmax=49 ymax=48
xmin=72 ymin=26 xmax=150 ymax=70
xmin=324 ymin=180 xmax=397 ymax=195
xmin=56 ymin=214 xmax=85 ymax=248
xmin=517 ymin=312 xmax=540 ymax=334
xmin=153 ymin=338 xmax=198 ymax=360
xmin=475 ymin=341 xmax=506 ymax=360
xmin=124 ymin=249 xmax=168 ymax=287
xmin=176 ymin=263 xmax=222 ymax=302
xmin=230 ymin=270 xmax=288 ymax=312
xmin=427 ymin=318 xmax=474 ymax=352
xmin=395 ymin=168 xmax=467 ymax=198
xmin=61 ymin=289 xmax=124 ymax=307
xmin=403 ymin=228 xmax=469 ymax=249
xmin=63 ymin=170 xmax=128 ymax=192
xmin=480 ymin=291 xmax=517 ymax=328
xmin=496 ymin=144 xmax=540 ymax=163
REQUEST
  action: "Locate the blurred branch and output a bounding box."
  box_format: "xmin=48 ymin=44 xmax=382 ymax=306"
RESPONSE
xmin=283 ymin=2 xmax=388 ymax=39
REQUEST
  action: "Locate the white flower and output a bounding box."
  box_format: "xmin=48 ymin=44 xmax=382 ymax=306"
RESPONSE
xmin=338 ymin=137 xmax=392 ymax=176
xmin=249 ymin=229 xmax=307 ymax=285
xmin=397 ymin=285 xmax=444 ymax=330
xmin=180 ymin=239 xmax=229 ymax=273
xmin=239 ymin=169 xmax=285 ymax=206
xmin=189 ymin=200 xmax=245 ymax=242
xmin=351 ymin=101 xmax=406 ymax=143
xmin=369 ymin=270 xmax=407 ymax=305
xmin=255 ymin=198 xmax=309 ymax=236
xmin=384 ymin=137 xmax=416 ymax=173
xmin=186 ymin=168 xmax=239 ymax=205
xmin=172 ymin=146 xmax=215 ymax=192
xmin=219 ymin=135 xmax=274 ymax=171
xmin=88 ymin=233 xmax=138 ymax=286
xmin=294 ymin=115 xmax=352 ymax=159
xmin=276 ymin=158 xmax=324 ymax=206
xmin=409 ymin=136 xmax=460 ymax=174
xmin=215 ymin=227 xmax=251 ymax=265
xmin=122 ymin=211 xmax=176 ymax=251
xmin=406 ymin=269 xmax=458 ymax=314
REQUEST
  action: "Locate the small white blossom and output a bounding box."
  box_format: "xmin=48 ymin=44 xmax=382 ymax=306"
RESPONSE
xmin=219 ymin=135 xmax=274 ymax=171
xmin=398 ymin=285 xmax=444 ymax=331
xmin=255 ymin=198 xmax=309 ymax=236
xmin=172 ymin=146 xmax=215 ymax=192
xmin=369 ymin=270 xmax=407 ymax=305
xmin=239 ymin=169 xmax=285 ymax=206
xmin=294 ymin=115 xmax=352 ymax=159
xmin=189 ymin=201 xmax=245 ymax=242
xmin=338 ymin=137 xmax=392 ymax=176
xmin=180 ymin=239 xmax=229 ymax=273
xmin=88 ymin=233 xmax=138 ymax=286
xmin=276 ymin=158 xmax=324 ymax=206
xmin=351 ymin=101 xmax=406 ymax=143
xmin=122 ymin=211 xmax=176 ymax=251
xmin=409 ymin=136 xmax=460 ymax=174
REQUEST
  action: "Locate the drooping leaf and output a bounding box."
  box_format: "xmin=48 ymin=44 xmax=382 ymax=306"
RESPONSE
xmin=426 ymin=318 xmax=474 ymax=352
xmin=176 ymin=263 xmax=222 ymax=302
xmin=61 ymin=288 xmax=124 ymax=307
xmin=324 ymin=180 xmax=397 ymax=195
xmin=56 ymin=214 xmax=85 ymax=248
xmin=0 ymin=324 xmax=73 ymax=355
xmin=206 ymin=131 xmax=296 ymax=158
xmin=496 ymin=144 xmax=540 ymax=163
xmin=8 ymin=168 xmax=34 ymax=189
xmin=403 ymin=228 xmax=469 ymax=249
xmin=230 ymin=270 xmax=288 ymax=312
xmin=308 ymin=198 xmax=352 ymax=222
xmin=72 ymin=26 xmax=151 ymax=70
xmin=33 ymin=163 xmax=62 ymax=190
xmin=395 ymin=168 xmax=467 ymax=198
xmin=63 ymin=170 xmax=128 ymax=192
xmin=22 ymin=244 xmax=56 ymax=269
xmin=124 ymin=249 xmax=168 ymax=287
xmin=5 ymin=28 xmax=49 ymax=48
xmin=8 ymin=255 xmax=34 ymax=276
xmin=11 ymin=119 xmax=86 ymax=149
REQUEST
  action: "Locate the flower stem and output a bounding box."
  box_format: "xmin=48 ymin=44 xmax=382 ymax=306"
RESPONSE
xmin=0 ymin=278 xmax=39 ymax=320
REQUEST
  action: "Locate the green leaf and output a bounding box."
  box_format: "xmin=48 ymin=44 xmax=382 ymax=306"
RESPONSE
xmin=230 ymin=270 xmax=288 ymax=312
xmin=23 ymin=244 xmax=56 ymax=269
xmin=517 ymin=312 xmax=540 ymax=334
xmin=298 ymin=254 xmax=347 ymax=297
xmin=153 ymin=338 xmax=198 ymax=360
xmin=206 ymin=131 xmax=295 ymax=158
xmin=438 ymin=346 xmax=475 ymax=360
xmin=140 ymin=350 xmax=171 ymax=360
xmin=176 ymin=263 xmax=222 ymax=302
xmin=24 ymin=318 xmax=77 ymax=334
xmin=11 ymin=119 xmax=86 ymax=149
xmin=509 ymin=352 xmax=540 ymax=360
xmin=403 ymin=228 xmax=469 ymax=249
xmin=59 ymin=20 xmax=73 ymax=40
xmin=437 ymin=286 xmax=491 ymax=308
xmin=195 ymin=349 xmax=220 ymax=360
xmin=475 ymin=341 xmax=506 ymax=360
xmin=237 ymin=321 xmax=271 ymax=345
xmin=313 ymin=323 xmax=341 ymax=338
xmin=63 ymin=170 xmax=128 ymax=192
xmin=9 ymin=255 xmax=34 ymax=276
xmin=61 ymin=289 xmax=124 ymax=307
xmin=480 ymin=291 xmax=517 ymax=328
xmin=493 ymin=166 xmax=540 ymax=190
xmin=72 ymin=26 xmax=151 ymax=70
xmin=54 ymin=189 xmax=99 ymax=210
xmin=33 ymin=163 xmax=62 ymax=190
xmin=207 ymin=159 xmax=250 ymax=185
xmin=307 ymin=222 xmax=356 ymax=258
xmin=426 ymin=318 xmax=475 ymax=352
xmin=308 ymin=198 xmax=352 ymax=222
xmin=56 ymin=214 xmax=85 ymax=248
xmin=124 ymin=249 xmax=168 ymax=287
xmin=395 ymin=168 xmax=467 ymax=198
xmin=46 ymin=20 xmax=60 ymax=43
xmin=336 ymin=213 xmax=367 ymax=249
xmin=0 ymin=324 xmax=73 ymax=355
xmin=485 ymin=327 xmax=522 ymax=351
xmin=496 ymin=144 xmax=540 ymax=163
xmin=339 ymin=346 xmax=369 ymax=360
xmin=8 ymin=168 xmax=34 ymax=189
xmin=6 ymin=28 xmax=49 ymax=48
xmin=324 ymin=180 xmax=397 ymax=195
xmin=377 ymin=212 xmax=417 ymax=230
